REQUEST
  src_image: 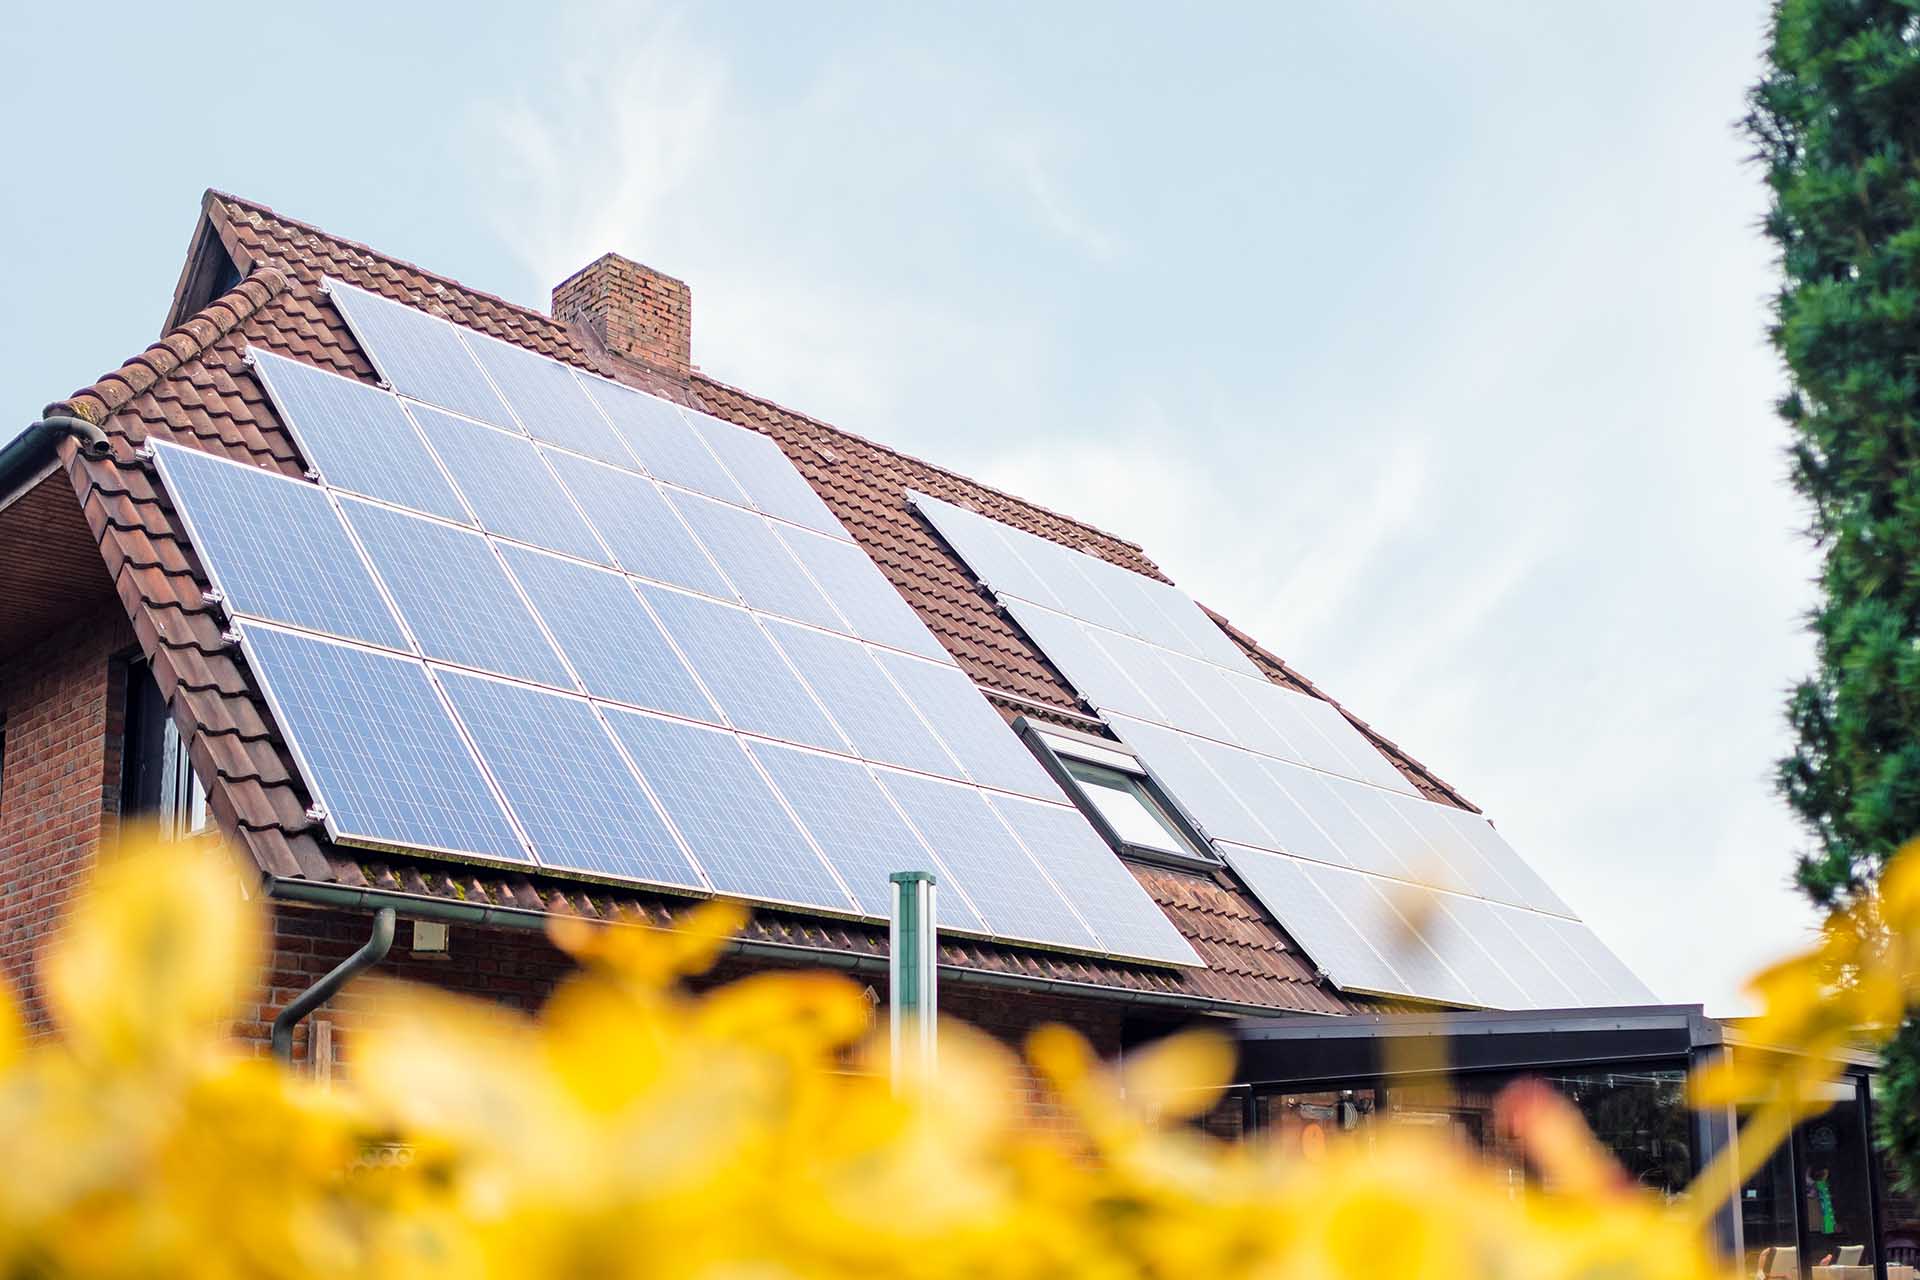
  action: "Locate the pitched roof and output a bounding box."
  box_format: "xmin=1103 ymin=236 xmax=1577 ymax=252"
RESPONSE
xmin=35 ymin=190 xmax=1479 ymax=1016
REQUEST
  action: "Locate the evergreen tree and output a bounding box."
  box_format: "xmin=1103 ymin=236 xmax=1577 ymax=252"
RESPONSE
xmin=1748 ymin=0 xmax=1920 ymax=1189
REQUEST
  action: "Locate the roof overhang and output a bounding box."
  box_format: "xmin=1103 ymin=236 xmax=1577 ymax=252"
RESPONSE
xmin=0 ymin=461 xmax=114 ymax=663
xmin=1235 ymin=1003 xmax=1731 ymax=1085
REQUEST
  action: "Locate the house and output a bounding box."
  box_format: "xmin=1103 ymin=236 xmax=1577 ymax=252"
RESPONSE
xmin=0 ymin=191 xmax=1901 ymax=1272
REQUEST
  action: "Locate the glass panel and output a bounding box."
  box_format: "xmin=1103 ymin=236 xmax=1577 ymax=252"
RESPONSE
xmin=1793 ymin=1077 xmax=1875 ymax=1272
xmin=1063 ymin=756 xmax=1190 ymax=856
xmin=1258 ymin=1090 xmax=1377 ymax=1161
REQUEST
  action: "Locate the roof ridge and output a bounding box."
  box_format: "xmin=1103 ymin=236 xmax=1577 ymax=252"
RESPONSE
xmin=690 ymin=370 xmax=1159 ymax=564
xmin=209 ymin=191 xmax=587 ymax=359
xmin=46 ymin=265 xmax=289 ymax=427
xmin=1199 ymin=603 xmax=1476 ymax=811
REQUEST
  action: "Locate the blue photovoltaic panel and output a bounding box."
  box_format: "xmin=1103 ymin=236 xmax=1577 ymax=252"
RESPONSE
xmin=436 ymin=670 xmax=702 ymax=887
xmin=542 ymin=450 xmax=731 ymax=598
xmin=1098 ymin=631 xmax=1235 ymax=741
xmin=408 ymin=404 xmax=609 ymax=564
xmin=878 ymin=770 xmax=1097 ymax=951
xmin=765 ymin=621 xmax=961 ymax=777
xmin=496 ymin=544 xmax=719 ymax=723
xmin=340 ymin=499 xmax=573 ymax=688
xmin=1002 ymin=600 xmax=1156 ymax=720
xmin=238 ymin=624 xmax=527 ymax=860
xmin=683 ymin=406 xmax=850 ymax=539
xmin=1111 ymin=715 xmax=1274 ymax=847
xmin=1220 ymin=844 xmax=1407 ymax=996
xmin=325 ymin=280 xmax=514 ymax=429
xmin=604 ymin=709 xmax=852 ymax=910
xmin=909 ymin=492 xmax=1068 ymax=612
xmin=775 ymin=526 xmax=955 ymax=663
xmin=1165 ymin=656 xmax=1294 ymax=760
xmin=458 ymin=330 xmax=631 ymax=466
xmin=1010 ymin=535 xmax=1132 ymax=635
xmin=1332 ymin=869 xmax=1475 ymax=1006
xmin=638 ymin=586 xmax=848 ymax=752
xmin=1450 ymin=812 xmax=1577 ymax=918
xmin=990 ymin=795 xmax=1200 ymax=965
xmin=873 ymin=651 xmax=1062 ymax=799
xmin=747 ymin=742 xmax=985 ymax=930
xmin=151 ymin=443 xmax=408 ymax=650
xmin=249 ymin=349 xmax=470 ymax=524
xmin=668 ymin=491 xmax=844 ymax=629
xmin=574 ymin=375 xmax=748 ymax=502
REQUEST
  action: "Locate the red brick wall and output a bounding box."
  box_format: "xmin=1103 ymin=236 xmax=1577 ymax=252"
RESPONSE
xmin=0 ymin=606 xmax=134 ymax=1031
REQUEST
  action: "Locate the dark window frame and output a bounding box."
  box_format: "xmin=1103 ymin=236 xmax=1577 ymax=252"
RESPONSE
xmin=119 ymin=653 xmax=209 ymax=837
xmin=1014 ymin=717 xmax=1220 ymax=870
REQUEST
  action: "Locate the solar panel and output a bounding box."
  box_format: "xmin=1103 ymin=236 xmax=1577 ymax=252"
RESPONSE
xmin=747 ymin=741 xmax=985 ymax=930
xmin=638 ymin=585 xmax=849 ymax=752
xmin=877 ymin=770 xmax=1097 ymax=951
xmin=1108 ymin=715 xmax=1273 ymax=847
xmin=909 ymin=491 xmax=1069 ymax=611
xmin=1169 ymin=658 xmax=1297 ymax=759
xmin=776 ymin=525 xmax=956 ymax=663
xmin=1448 ymin=812 xmax=1578 ymax=918
xmin=765 ymin=622 xmax=962 ymax=777
xmin=325 ymin=280 xmax=515 ymax=429
xmin=407 ymin=404 xmax=610 ymax=564
xmin=1493 ymin=906 xmax=1610 ymax=1007
xmin=238 ymin=623 xmax=527 ymax=861
xmin=603 ymin=708 xmax=853 ymax=910
xmin=573 ymin=374 xmax=750 ymax=503
xmin=1096 ymin=631 xmax=1236 ymax=741
xmin=668 ymin=491 xmax=844 ymax=629
xmin=682 ymin=405 xmax=849 ymax=538
xmin=495 ymin=544 xmax=719 ymax=723
xmin=1337 ymin=871 xmax=1476 ymax=1006
xmin=1553 ymin=918 xmax=1658 ymax=1004
xmin=151 ymin=443 xmax=409 ymax=650
xmin=872 ymin=650 xmax=1063 ymax=799
xmin=541 ymin=450 xmax=731 ymax=598
xmin=339 ymin=498 xmax=573 ymax=687
xmin=1219 ymin=844 xmax=1409 ymax=996
xmin=248 ymin=349 xmax=471 ymax=524
xmin=436 ymin=670 xmax=702 ymax=888
xmin=457 ymin=329 xmax=630 ymax=466
xmin=999 ymin=600 xmax=1155 ymax=719
xmin=990 ymin=795 xmax=1200 ymax=964
xmin=1423 ymin=896 xmax=1532 ymax=1010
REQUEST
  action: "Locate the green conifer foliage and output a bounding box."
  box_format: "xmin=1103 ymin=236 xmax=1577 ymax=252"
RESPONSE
xmin=1747 ymin=0 xmax=1920 ymax=1188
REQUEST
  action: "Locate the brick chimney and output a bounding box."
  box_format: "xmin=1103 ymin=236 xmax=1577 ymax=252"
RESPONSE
xmin=551 ymin=253 xmax=692 ymax=378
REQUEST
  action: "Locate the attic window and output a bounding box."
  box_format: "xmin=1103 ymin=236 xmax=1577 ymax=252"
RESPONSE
xmin=1017 ymin=721 xmax=1216 ymax=868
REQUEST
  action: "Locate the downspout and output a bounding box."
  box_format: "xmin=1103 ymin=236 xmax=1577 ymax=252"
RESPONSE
xmin=269 ymin=907 xmax=396 ymax=1063
xmin=0 ymin=415 xmax=111 ymax=496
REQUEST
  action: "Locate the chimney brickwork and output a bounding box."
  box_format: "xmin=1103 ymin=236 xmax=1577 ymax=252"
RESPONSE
xmin=551 ymin=253 xmax=692 ymax=378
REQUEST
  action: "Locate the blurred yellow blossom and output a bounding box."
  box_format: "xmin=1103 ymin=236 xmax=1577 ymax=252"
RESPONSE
xmin=0 ymin=826 xmax=1910 ymax=1279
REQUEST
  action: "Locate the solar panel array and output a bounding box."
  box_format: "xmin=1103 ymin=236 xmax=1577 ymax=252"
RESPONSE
xmin=909 ymin=491 xmax=1653 ymax=1009
xmin=176 ymin=289 xmax=1198 ymax=969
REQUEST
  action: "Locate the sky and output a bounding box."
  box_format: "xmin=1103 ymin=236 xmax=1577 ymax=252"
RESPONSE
xmin=0 ymin=2 xmax=1814 ymax=1013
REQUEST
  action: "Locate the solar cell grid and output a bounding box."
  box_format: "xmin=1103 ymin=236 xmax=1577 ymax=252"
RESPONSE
xmin=542 ymin=450 xmax=731 ymax=597
xmin=325 ymin=280 xmax=515 ymax=429
xmin=496 ymin=545 xmax=719 ymax=724
xmin=639 ymin=585 xmax=849 ymax=752
xmin=249 ymin=349 xmax=471 ymax=524
xmin=873 ymin=651 xmax=1063 ymax=799
xmin=1109 ymin=715 xmax=1271 ymax=847
xmin=1494 ymin=906 xmax=1607 ymax=1007
xmin=777 ymin=526 xmax=955 ymax=663
xmin=1554 ymin=919 xmax=1658 ymax=1004
xmin=436 ymin=671 xmax=701 ymax=887
xmin=1423 ymin=896 xmax=1531 ymax=1010
xmin=1000 ymin=601 xmax=1154 ymax=719
xmin=458 ymin=329 xmax=630 ymax=466
xmin=152 ymin=443 xmax=409 ymax=651
xmin=745 ymin=741 xmax=981 ymax=928
xmin=991 ymin=795 xmax=1200 ymax=964
xmin=238 ymin=624 xmax=528 ymax=861
xmin=1219 ymin=845 xmax=1408 ymax=996
xmin=669 ymin=491 xmax=845 ymax=629
xmin=908 ymin=492 xmax=1068 ymax=611
xmin=572 ymin=374 xmax=750 ymax=502
xmin=605 ymin=709 xmax=853 ymax=910
xmin=340 ymin=498 xmax=573 ymax=688
xmin=765 ymin=622 xmax=961 ymax=777
xmin=408 ymin=404 xmax=610 ymax=564
xmin=683 ymin=406 xmax=850 ymax=539
xmin=878 ymin=771 xmax=1096 ymax=950
xmin=1343 ymin=872 xmax=1475 ymax=1006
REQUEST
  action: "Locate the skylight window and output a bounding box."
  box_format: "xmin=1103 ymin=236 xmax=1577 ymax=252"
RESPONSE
xmin=1019 ymin=722 xmax=1215 ymax=867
